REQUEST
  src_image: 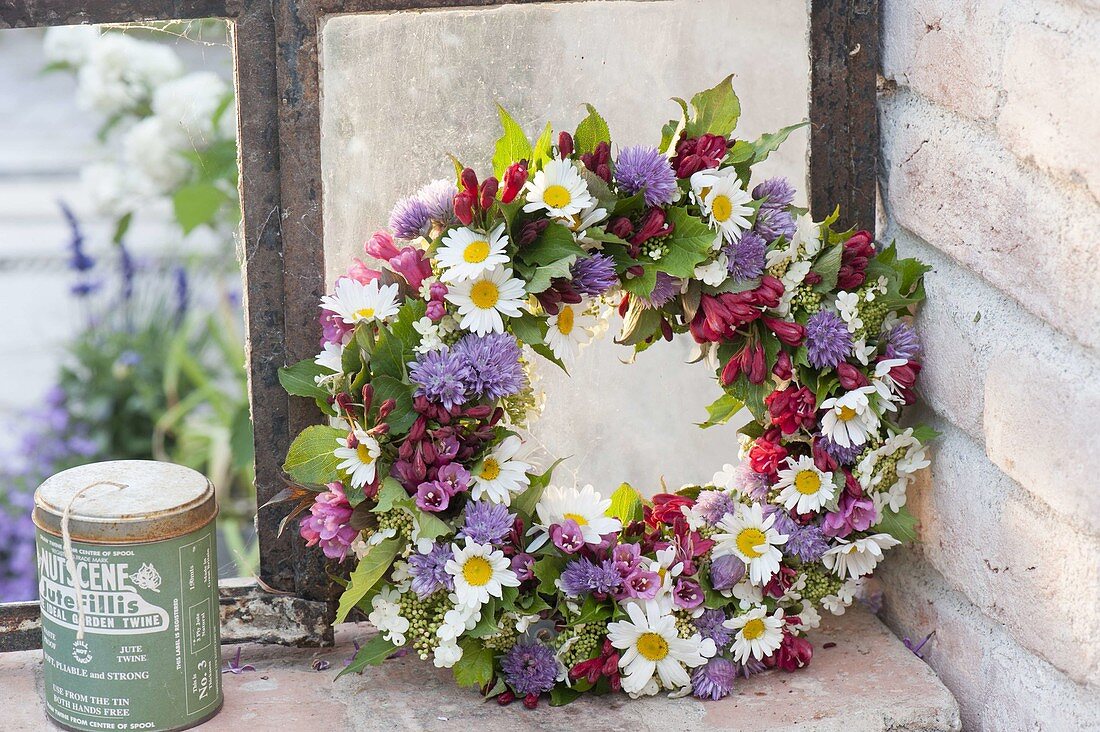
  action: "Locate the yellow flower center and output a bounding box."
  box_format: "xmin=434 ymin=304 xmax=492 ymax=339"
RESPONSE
xmin=736 ymin=527 xmax=767 ymax=559
xmin=637 ymin=632 xmax=669 ymax=661
xmin=741 ymin=618 xmax=766 ymax=641
xmin=479 ymin=458 xmax=501 ymax=481
xmin=462 ymin=556 xmax=493 ymax=587
xmin=354 ymin=307 xmax=376 ymax=320
xmin=463 ymin=240 xmax=490 ymax=263
xmin=837 ymin=405 xmax=858 ymax=421
xmin=543 ymin=184 xmax=572 ymax=209
xmin=794 ymin=469 xmax=821 ymax=495
xmin=563 ymin=512 xmax=588 ymax=526
xmin=470 ymin=280 xmax=500 ymax=309
xmin=356 ymin=444 xmax=375 ymax=465
xmin=711 ymin=194 xmax=732 ymax=223
xmin=556 ymin=305 xmax=575 ymax=335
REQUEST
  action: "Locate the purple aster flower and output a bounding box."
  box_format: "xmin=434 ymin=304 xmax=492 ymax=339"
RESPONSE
xmin=389 ymin=194 xmax=433 ymax=240
xmin=883 ymin=321 xmax=921 ymax=361
xmin=570 ymin=253 xmax=618 ymax=296
xmin=695 ymin=490 xmax=737 ymax=525
xmin=614 ymin=145 xmax=677 ymax=207
xmin=409 ymin=348 xmax=470 ymax=409
xmin=692 ymin=657 xmax=737 ymax=700
xmin=753 ymin=177 xmax=796 ymax=208
xmin=723 ymin=230 xmax=767 ymax=282
xmin=452 ymin=332 xmax=527 ymax=401
xmin=732 ymin=462 xmax=771 ymax=502
xmin=805 ymin=310 xmax=852 ymax=369
xmin=559 ymin=556 xmax=623 ymax=597
xmin=709 ymin=554 xmax=745 ymax=591
xmin=771 ymin=512 xmax=830 ymax=562
xmin=298 ymin=483 xmax=357 ymax=562
xmin=416 ymin=178 xmax=458 ymax=225
xmin=755 ymin=205 xmax=797 ymax=244
xmin=501 ymin=642 xmax=559 ymax=696
xmin=817 ymin=434 xmax=863 ymax=466
xmin=639 ymin=271 xmax=680 ymax=309
xmin=407 ymin=543 xmax=454 ymax=598
xmin=460 ymin=500 xmax=515 ymax=545
xmin=694 ymin=609 xmax=733 ymax=647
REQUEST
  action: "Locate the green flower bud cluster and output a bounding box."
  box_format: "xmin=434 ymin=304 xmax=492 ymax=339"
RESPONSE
xmin=640 ymin=235 xmax=671 ymax=262
xmin=503 ymin=385 xmax=538 ymax=428
xmin=399 ymin=592 xmax=449 ymax=660
xmin=791 ymin=285 xmax=823 ymax=315
xmin=800 ymin=566 xmax=843 ymax=605
xmin=870 ymin=450 xmax=901 ymax=493
xmin=855 ymin=288 xmax=890 ymax=341
xmin=378 ymin=508 xmax=414 ymax=540
xmin=673 ymin=610 xmax=696 ymax=639
xmin=555 ymin=622 xmax=606 ymax=669
xmin=483 ymin=614 xmax=519 ymax=652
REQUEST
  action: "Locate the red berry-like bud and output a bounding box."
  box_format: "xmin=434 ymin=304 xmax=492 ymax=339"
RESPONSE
xmin=836 ymin=362 xmax=870 ymax=390
xmin=773 ymin=350 xmax=793 ymax=380
xmin=460 ymin=167 xmax=478 ymax=196
xmin=500 ymin=160 xmax=528 ymax=204
xmin=558 ymin=131 xmax=574 ymax=159
xmin=453 ymin=191 xmax=475 ymax=226
xmin=479 ymin=177 xmax=498 ymax=210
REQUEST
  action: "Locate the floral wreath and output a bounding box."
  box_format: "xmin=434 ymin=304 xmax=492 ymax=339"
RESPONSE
xmin=278 ymin=76 xmax=933 ymax=706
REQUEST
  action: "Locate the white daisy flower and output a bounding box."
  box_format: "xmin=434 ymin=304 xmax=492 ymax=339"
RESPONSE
xmin=713 ymin=503 xmax=788 ymax=585
xmin=689 ymin=168 xmax=754 ymax=241
xmin=822 ymin=533 xmax=901 ymax=580
xmin=320 ymin=278 xmax=401 ymax=326
xmin=819 ymin=386 xmax=880 ymax=449
xmin=534 ymin=484 xmax=622 ymax=546
xmin=569 ymin=200 xmax=609 ymax=243
xmin=544 ymin=301 xmax=596 ymax=366
xmin=774 ymin=456 xmax=835 ymax=514
xmin=445 ymin=539 xmax=520 ymax=610
xmin=870 ymin=357 xmax=910 ymax=412
xmin=333 ymin=429 xmax=380 ymax=488
xmin=368 ymin=586 xmax=410 ymax=646
xmin=606 ymin=602 xmax=716 ymax=697
xmin=314 ymin=342 xmax=344 ymax=376
xmin=724 ymin=606 xmax=785 ymax=663
xmin=522 ymin=159 xmax=595 ymax=218
xmin=470 ymin=435 xmax=532 ymax=505
xmin=436 ymin=223 xmax=510 ymax=283
xmin=445 ymin=266 xmax=527 ymax=335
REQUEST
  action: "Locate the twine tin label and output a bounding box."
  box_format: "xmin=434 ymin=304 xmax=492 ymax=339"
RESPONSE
xmin=34 ymin=461 xmax=223 ymax=732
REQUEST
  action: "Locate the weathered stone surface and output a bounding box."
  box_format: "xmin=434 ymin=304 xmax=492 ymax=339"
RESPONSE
xmin=903 ymin=412 xmax=1100 ymax=684
xmin=0 ymin=608 xmax=960 ymax=731
xmin=879 ymin=554 xmax=1100 ymax=732
xmin=881 ymin=0 xmax=1007 ymax=121
xmin=879 ymin=90 xmax=1100 ymax=353
xmin=997 ymin=7 xmax=1100 ymax=202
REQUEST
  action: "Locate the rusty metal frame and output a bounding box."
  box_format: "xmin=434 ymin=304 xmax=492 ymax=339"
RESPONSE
xmin=0 ymin=0 xmax=879 ymax=652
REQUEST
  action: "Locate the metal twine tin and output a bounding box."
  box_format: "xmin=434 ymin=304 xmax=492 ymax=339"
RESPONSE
xmin=33 ymin=460 xmax=223 ymax=732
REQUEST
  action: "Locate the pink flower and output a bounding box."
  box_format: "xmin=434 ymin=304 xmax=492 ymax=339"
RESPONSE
xmin=346 ymin=258 xmax=381 ymax=284
xmin=298 ymin=482 xmax=358 ymax=562
xmin=673 ymin=578 xmax=704 ymax=609
xmin=623 ymin=568 xmax=661 ymax=600
xmin=389 ymin=246 xmax=432 ymax=289
xmin=822 ymin=492 xmax=876 ymax=538
xmin=365 ymin=230 xmax=399 ymax=261
xmin=550 ymin=520 xmax=584 ymax=554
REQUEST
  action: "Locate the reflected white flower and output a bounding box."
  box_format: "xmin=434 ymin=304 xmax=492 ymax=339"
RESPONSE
xmin=77 ymin=33 xmax=182 ymax=116
xmin=152 ymin=71 xmax=231 ymax=143
xmin=43 ymin=25 xmax=100 ymax=66
xmin=122 ymin=117 xmax=190 ymax=194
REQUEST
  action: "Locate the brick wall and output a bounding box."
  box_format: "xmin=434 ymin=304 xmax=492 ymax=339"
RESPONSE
xmin=877 ymin=1 xmax=1100 ymax=727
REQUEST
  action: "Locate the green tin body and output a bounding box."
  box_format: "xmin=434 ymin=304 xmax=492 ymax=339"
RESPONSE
xmin=34 ymin=461 xmax=223 ymax=732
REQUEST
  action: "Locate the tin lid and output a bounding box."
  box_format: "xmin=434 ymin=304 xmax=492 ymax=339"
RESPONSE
xmin=34 ymin=460 xmax=217 ymax=543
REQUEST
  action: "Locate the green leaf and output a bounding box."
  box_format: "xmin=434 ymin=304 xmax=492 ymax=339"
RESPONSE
xmin=372 ymin=477 xmax=406 ymax=513
xmin=659 ymin=97 xmax=690 ymax=155
xmin=371 ymin=327 xmax=407 ymax=381
xmin=686 ymin=75 xmax=740 ymax=138
xmin=698 ymin=392 xmax=744 ymax=429
xmin=750 ymin=121 xmax=808 ymax=164
xmin=533 ymin=555 xmax=566 ymax=596
xmin=492 ymin=105 xmax=532 ymax=179
xmin=620 ymin=263 xmax=658 ymax=299
xmin=283 ymin=425 xmax=345 ymax=486
xmin=371 ymin=375 xmax=416 ymax=435
xmin=572 ymin=595 xmax=613 ymax=624
xmin=508 ymin=311 xmax=547 ymax=348
xmin=334 ymin=537 xmax=400 ymax=623
xmin=172 ymin=182 xmax=225 ymax=234
xmin=606 ymin=483 xmax=643 ymax=524
xmin=453 ymin=639 xmax=495 ymax=688
xmin=615 ymin=299 xmax=662 ymax=346
xmin=811 ymin=242 xmax=845 ymax=294
xmin=573 ymin=103 xmax=611 ymax=155
xmin=336 ymin=634 xmax=398 ymax=679
xmin=278 ymin=358 xmax=331 ymax=400
xmin=512 ymin=457 xmax=567 ymax=518
xmin=910 ymin=424 xmax=941 ymax=444
xmin=874 ymin=505 xmax=920 ymax=543
xmin=519 ymin=221 xmax=586 ymax=267
xmin=657 ymin=207 xmax=715 ymax=278
xmin=413 ymin=509 xmax=451 ymax=542
xmin=531 ymin=122 xmax=554 ymax=170
xmin=728 ymin=373 xmax=770 ymax=422
xmin=465 ymin=599 xmax=500 ymax=638
xmin=526 ymin=255 xmax=577 ymax=294
xmin=111 ymin=212 xmax=133 ymax=244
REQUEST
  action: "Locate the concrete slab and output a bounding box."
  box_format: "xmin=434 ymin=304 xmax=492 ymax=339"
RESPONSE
xmin=2 ymin=607 xmax=960 ymax=731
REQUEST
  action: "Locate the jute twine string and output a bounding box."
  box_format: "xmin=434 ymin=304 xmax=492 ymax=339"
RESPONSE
xmin=61 ymin=480 xmax=128 ymax=641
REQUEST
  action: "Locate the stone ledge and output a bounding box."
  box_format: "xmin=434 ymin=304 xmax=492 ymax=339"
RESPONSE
xmin=1 ymin=607 xmax=959 ymax=731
